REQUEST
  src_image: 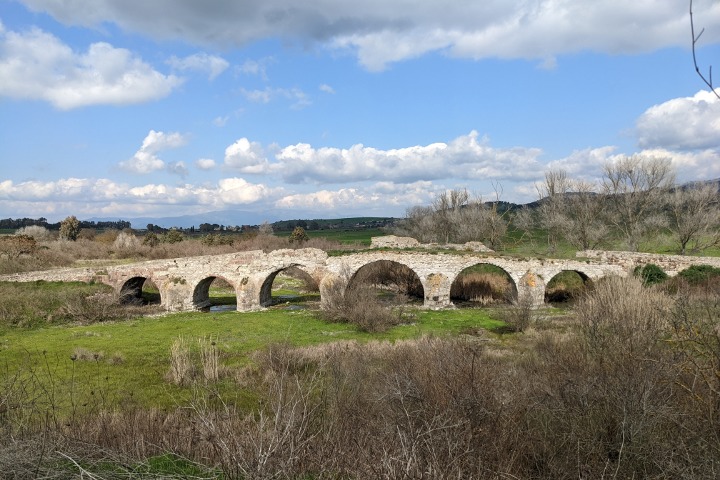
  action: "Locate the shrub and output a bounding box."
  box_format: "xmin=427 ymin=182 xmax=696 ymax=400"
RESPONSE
xmin=321 ymin=272 xmax=406 ymax=333
xmin=113 ymin=231 xmax=140 ymax=250
xmin=289 ymin=226 xmax=309 ymax=244
xmin=142 ymin=232 xmax=160 ymax=247
xmin=501 ymin=293 xmax=535 ymax=332
xmin=200 ymin=233 xmax=235 ymax=246
xmin=678 ymin=264 xmax=720 ymax=285
xmin=162 ymin=229 xmax=184 ymax=244
xmin=59 ymin=215 xmax=80 ymax=241
xmin=0 ymin=235 xmax=37 ymax=258
xmin=633 ymin=263 xmax=668 ymax=286
xmin=14 ymin=225 xmax=52 ymax=241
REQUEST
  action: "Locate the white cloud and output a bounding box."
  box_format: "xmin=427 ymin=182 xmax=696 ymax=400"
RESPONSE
xmin=319 ymin=83 xmax=335 ymax=94
xmin=545 ymin=146 xmax=620 ymax=179
xmin=237 ymin=57 xmax=274 ymax=80
xmin=0 ymin=176 xmax=274 ymax=208
xmin=119 ymin=130 xmax=188 ymax=174
xmin=213 ymin=115 xmax=229 ymax=127
xmin=638 ymin=148 xmax=720 ymax=183
xmin=166 ymin=161 xmax=188 ymax=177
xmin=636 ymin=90 xmax=720 ymax=150
xmin=20 ymin=0 xmax=719 ymax=70
xmin=166 ymin=52 xmax=229 ymax=80
xmin=0 ymin=24 xmax=181 ymax=109
xmin=265 ymin=131 xmax=543 ymax=184
xmin=195 ymin=158 xmax=217 ymax=170
xmin=224 ymin=138 xmax=270 ymax=173
xmin=240 ymin=87 xmax=311 ymax=109
xmin=274 ymin=181 xmax=440 ymax=214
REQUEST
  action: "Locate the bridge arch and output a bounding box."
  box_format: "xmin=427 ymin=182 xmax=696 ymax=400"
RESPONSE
xmin=347 ymin=259 xmax=424 ymax=303
xmin=119 ymin=276 xmax=161 ymax=305
xmin=193 ymin=275 xmax=236 ymax=311
xmin=259 ymin=265 xmax=317 ymax=307
xmin=544 ymin=269 xmax=593 ymax=303
xmin=450 ymin=262 xmax=518 ymax=307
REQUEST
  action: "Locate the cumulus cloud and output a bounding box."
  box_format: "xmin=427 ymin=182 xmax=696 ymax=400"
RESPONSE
xmin=224 ymin=138 xmax=270 ymax=173
xmin=119 ymin=130 xmax=188 ymax=174
xmin=166 ymin=52 xmax=229 ymax=80
xmin=227 ymin=131 xmax=543 ymax=184
xmin=636 ymin=90 xmax=720 ymax=151
xmin=195 ymin=158 xmax=216 ymax=170
xmin=319 ymin=84 xmax=335 ymax=94
xmin=274 ymin=181 xmax=437 ymax=213
xmin=18 ymin=0 xmax=720 ymax=70
xmin=0 ymin=24 xmax=181 ymax=109
xmin=0 ymin=176 xmax=274 ymax=208
xmin=545 ymin=146 xmax=620 ymax=179
xmin=638 ymin=148 xmax=720 ymax=183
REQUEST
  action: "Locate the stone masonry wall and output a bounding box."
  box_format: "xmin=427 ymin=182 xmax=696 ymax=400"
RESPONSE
xmin=578 ymin=250 xmax=720 ymax=276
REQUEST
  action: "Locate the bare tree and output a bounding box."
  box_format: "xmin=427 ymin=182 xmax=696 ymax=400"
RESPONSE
xmin=561 ymin=179 xmax=608 ymax=250
xmin=535 ymin=169 xmax=571 ymax=252
xmin=530 ymin=170 xmax=608 ymax=252
xmin=258 ymin=221 xmax=274 ymax=236
xmin=602 ymin=156 xmax=675 ymax=251
xmin=667 ymin=183 xmax=720 ymax=254
xmin=395 ymin=189 xmax=508 ymax=248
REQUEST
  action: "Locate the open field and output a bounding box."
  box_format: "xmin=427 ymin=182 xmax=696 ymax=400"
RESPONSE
xmin=2 ymin=222 xmax=720 ymax=477
xmin=0 ymin=294 xmax=505 ymax=410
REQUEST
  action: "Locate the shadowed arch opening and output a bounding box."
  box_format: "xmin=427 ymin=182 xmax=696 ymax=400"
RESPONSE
xmin=348 ymin=260 xmax=424 ymax=305
xmin=545 ymin=270 xmax=593 ymax=304
xmin=120 ymin=276 xmax=161 ymax=305
xmin=450 ymin=263 xmax=517 ymax=307
xmin=193 ymin=276 xmax=237 ymax=311
xmin=260 ymin=266 xmax=320 ymax=308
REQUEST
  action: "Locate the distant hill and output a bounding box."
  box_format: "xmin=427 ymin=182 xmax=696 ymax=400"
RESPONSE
xmin=88 ymin=210 xmax=284 ymax=229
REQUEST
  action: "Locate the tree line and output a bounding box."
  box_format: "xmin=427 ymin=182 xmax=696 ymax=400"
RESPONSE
xmin=396 ymin=155 xmax=720 ymax=255
xmin=0 ymin=217 xmax=130 ymax=232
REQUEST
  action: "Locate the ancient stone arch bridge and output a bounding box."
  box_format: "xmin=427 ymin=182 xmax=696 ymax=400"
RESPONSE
xmin=3 ymin=248 xmax=719 ymax=312
xmin=0 ymin=248 xmax=641 ymax=311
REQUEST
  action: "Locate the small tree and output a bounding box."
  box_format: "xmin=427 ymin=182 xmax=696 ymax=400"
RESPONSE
xmin=143 ymin=232 xmax=160 ymax=247
xmin=289 ymin=226 xmax=309 ymax=244
xmin=162 ymin=228 xmax=184 ymax=244
xmin=258 ymin=221 xmax=274 ymax=236
xmin=59 ymin=215 xmax=80 ymax=241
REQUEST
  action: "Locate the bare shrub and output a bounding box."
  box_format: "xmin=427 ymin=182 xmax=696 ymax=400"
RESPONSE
xmin=167 ymin=337 xmax=193 ymax=386
xmin=501 ymin=292 xmax=535 ymax=332
xmin=112 ymin=231 xmax=140 ymax=250
xmin=198 ymin=336 xmax=219 ymax=382
xmin=0 ymin=235 xmax=36 ymax=258
xmin=321 ymin=269 xmax=408 ymax=333
xmin=15 ymin=225 xmax=52 ymax=241
xmin=72 ymin=347 xmax=104 ymax=362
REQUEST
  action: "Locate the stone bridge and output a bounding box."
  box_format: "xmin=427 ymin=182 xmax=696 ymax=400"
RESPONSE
xmin=3 ymin=248 xmax=718 ymax=312
xmin=0 ymin=248 xmax=638 ymax=311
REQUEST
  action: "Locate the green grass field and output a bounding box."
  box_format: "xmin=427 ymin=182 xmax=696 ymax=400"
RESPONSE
xmin=0 ymin=279 xmax=505 ymax=414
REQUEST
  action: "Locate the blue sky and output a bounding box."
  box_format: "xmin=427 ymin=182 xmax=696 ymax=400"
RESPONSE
xmin=1 ymin=0 xmax=720 ymax=224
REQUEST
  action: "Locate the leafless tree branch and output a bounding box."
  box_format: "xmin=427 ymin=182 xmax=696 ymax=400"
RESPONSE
xmin=691 ymin=0 xmax=720 ymax=99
